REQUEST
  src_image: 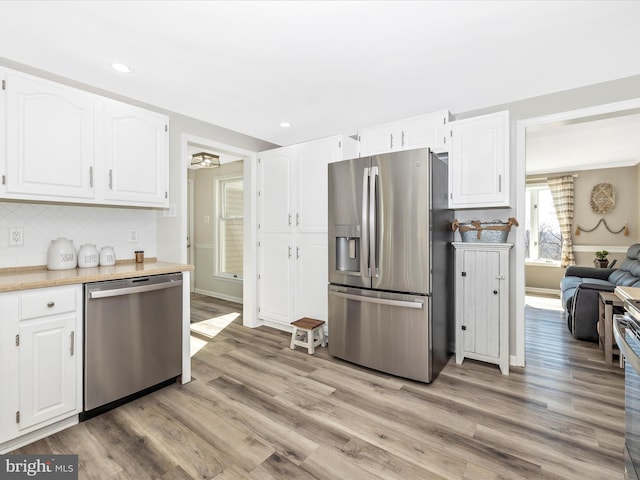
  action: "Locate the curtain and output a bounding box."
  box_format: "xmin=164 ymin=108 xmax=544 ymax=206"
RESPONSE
xmin=547 ymin=175 xmax=575 ymax=267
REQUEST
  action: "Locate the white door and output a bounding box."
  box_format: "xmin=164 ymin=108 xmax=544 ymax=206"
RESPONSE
xmin=401 ymin=111 xmax=450 ymax=151
xmin=258 ymin=234 xmax=293 ymax=325
xmin=258 ymin=146 xmax=294 ymax=233
xmin=4 ymin=71 xmax=95 ymax=200
xmin=295 ymin=136 xmax=341 ymax=233
xmin=449 ymin=111 xmax=509 ymax=208
xmin=102 ymin=100 xmax=169 ymax=206
xmin=461 ymin=249 xmax=501 ymax=358
xmin=295 ymin=234 xmax=328 ymax=322
xmin=358 ymin=122 xmax=401 ymax=156
xmin=18 ymin=315 xmax=77 ymax=430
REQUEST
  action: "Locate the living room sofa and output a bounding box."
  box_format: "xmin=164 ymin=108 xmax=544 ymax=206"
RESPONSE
xmin=560 ymin=243 xmax=640 ymax=342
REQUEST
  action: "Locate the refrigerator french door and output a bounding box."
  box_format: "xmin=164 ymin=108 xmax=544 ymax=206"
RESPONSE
xmin=328 ymin=148 xmax=452 ymax=383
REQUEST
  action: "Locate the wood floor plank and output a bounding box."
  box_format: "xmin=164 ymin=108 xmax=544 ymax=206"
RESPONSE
xmin=10 ymin=294 xmax=625 ymax=479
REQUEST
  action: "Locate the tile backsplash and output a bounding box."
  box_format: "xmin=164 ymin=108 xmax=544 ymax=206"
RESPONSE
xmin=0 ymin=202 xmax=157 ymax=268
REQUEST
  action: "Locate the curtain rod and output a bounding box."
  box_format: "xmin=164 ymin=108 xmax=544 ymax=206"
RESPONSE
xmin=527 ymin=174 xmax=578 ymax=183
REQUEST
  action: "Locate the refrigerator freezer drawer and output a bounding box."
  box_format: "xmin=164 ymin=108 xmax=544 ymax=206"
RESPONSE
xmin=328 ymin=286 xmax=431 ymax=382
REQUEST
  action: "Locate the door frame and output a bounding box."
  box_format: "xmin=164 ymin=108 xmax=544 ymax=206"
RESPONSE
xmin=180 ymin=133 xmax=259 ymax=327
xmin=514 ymin=97 xmax=640 ymax=366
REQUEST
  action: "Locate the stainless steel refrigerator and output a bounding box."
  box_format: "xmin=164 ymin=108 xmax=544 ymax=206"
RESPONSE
xmin=328 ymin=147 xmax=453 ymax=382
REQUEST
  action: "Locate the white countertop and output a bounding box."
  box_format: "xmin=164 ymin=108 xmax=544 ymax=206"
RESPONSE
xmin=0 ymin=260 xmax=193 ymax=293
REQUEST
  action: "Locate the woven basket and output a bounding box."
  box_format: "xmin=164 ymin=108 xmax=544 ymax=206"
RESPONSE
xmin=451 ymin=218 xmax=519 ymax=243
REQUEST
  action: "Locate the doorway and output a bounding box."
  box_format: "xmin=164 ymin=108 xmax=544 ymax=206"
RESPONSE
xmin=515 ymin=98 xmax=640 ymax=366
xmin=181 ymin=134 xmax=258 ymax=327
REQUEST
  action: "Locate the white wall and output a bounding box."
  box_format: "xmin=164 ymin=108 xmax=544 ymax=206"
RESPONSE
xmin=0 ymin=202 xmax=156 ymax=268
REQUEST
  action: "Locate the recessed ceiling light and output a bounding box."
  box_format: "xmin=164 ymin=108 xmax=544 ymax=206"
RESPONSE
xmin=280 ymin=122 xmax=291 ymax=128
xmin=112 ymin=63 xmax=133 ymax=73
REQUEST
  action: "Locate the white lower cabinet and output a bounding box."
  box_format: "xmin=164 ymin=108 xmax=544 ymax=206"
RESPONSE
xmin=0 ymin=285 xmax=82 ymax=452
xmin=257 ymin=233 xmax=327 ymax=329
xmin=453 ymin=242 xmax=512 ymax=375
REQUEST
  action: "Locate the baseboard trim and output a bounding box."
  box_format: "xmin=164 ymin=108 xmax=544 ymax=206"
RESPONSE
xmin=526 ymin=287 xmax=560 ymax=298
xmin=193 ymin=288 xmax=242 ymax=305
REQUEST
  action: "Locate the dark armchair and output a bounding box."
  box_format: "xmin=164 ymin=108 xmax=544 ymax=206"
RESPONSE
xmin=560 ymin=244 xmax=640 ymax=342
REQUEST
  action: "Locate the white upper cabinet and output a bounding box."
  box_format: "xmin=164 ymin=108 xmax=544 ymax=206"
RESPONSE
xmin=3 ymin=70 xmax=96 ymax=201
xmin=101 ymin=100 xmax=169 ymax=206
xmin=0 ymin=67 xmax=169 ymax=208
xmin=258 ymin=135 xmax=342 ymax=234
xmin=295 ymin=135 xmax=343 ymax=233
xmin=448 ymin=110 xmax=510 ymax=209
xmin=357 ymin=110 xmax=451 ymax=157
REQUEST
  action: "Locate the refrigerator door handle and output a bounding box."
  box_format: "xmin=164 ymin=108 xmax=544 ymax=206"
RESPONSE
xmin=329 ymin=290 xmax=424 ymax=309
xmin=369 ymin=165 xmax=379 ymax=277
xmin=361 ymin=167 xmax=371 ymax=277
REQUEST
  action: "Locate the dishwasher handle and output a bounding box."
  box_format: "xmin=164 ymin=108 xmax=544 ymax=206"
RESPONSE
xmin=88 ymin=279 xmax=182 ymax=299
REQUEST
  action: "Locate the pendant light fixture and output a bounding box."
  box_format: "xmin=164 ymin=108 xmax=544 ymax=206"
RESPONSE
xmin=191 ymin=152 xmax=221 ymax=168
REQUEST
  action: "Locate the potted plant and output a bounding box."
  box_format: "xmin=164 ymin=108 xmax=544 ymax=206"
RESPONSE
xmin=594 ymin=250 xmax=609 ymax=268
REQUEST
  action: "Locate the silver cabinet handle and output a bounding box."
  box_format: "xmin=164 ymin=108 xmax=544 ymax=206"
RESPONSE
xmin=498 ymin=174 xmax=502 ymax=193
xmin=296 ymin=213 xmax=300 ymax=226
xmin=401 ymin=131 xmax=405 ymax=147
xmin=390 ymin=133 xmax=394 ymax=149
xmin=296 ymin=246 xmax=300 ymax=259
xmin=89 ymin=166 xmax=94 ymax=187
xmin=70 ymin=331 xmax=74 ymax=356
xmin=47 ymin=301 xmax=55 ymax=308
xmin=109 ymin=169 xmax=113 ymax=189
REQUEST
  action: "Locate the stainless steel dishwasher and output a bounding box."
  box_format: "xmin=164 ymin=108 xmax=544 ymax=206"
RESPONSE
xmin=82 ymin=272 xmax=183 ymax=418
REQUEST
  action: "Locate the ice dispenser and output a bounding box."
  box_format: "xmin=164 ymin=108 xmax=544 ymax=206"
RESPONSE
xmin=335 ymin=225 xmax=361 ymax=273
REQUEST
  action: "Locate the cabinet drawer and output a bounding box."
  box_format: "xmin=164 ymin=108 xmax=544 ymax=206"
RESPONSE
xmin=20 ymin=287 xmax=77 ymax=320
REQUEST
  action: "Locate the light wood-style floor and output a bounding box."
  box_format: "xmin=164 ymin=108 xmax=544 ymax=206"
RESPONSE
xmin=15 ymin=294 xmax=625 ymax=479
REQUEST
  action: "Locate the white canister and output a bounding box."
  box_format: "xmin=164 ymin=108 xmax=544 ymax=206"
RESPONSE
xmin=78 ymin=244 xmax=99 ymax=268
xmin=99 ymin=246 xmax=116 ymax=266
xmin=47 ymin=238 xmax=77 ymax=270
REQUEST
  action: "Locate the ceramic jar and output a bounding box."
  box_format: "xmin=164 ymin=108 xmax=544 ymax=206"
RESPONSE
xmin=47 ymin=238 xmax=77 ymax=270
xmin=99 ymin=246 xmax=116 ymax=266
xmin=78 ymin=244 xmax=99 ymax=268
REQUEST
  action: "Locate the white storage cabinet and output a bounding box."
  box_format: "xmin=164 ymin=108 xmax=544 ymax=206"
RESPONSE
xmin=0 ymin=67 xmax=169 ymax=207
xmin=453 ymin=242 xmax=512 ymax=375
xmin=357 ymin=110 xmax=451 ymax=157
xmin=257 ymin=135 xmax=342 ymax=329
xmin=448 ymin=110 xmax=509 ymax=208
xmin=0 ymin=285 xmax=82 ymax=453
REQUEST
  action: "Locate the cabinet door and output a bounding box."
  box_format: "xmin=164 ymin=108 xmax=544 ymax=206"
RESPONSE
xmin=295 ymin=135 xmax=342 ymax=233
xmin=448 ymin=111 xmax=509 ymax=208
xmin=4 ymin=71 xmax=95 ymax=200
xmin=258 ymin=234 xmax=293 ymax=325
xmin=295 ymin=234 xmax=328 ymax=322
xmin=258 ymin=146 xmax=295 ymax=233
xmin=102 ymin=100 xmax=169 ymax=206
xmin=461 ymin=249 xmax=501 ymax=358
xmin=358 ymin=122 xmax=401 ymax=157
xmin=18 ymin=314 xmax=78 ymax=430
xmin=401 ymin=111 xmax=451 ymax=151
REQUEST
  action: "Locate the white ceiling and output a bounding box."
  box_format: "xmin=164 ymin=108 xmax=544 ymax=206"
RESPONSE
xmin=0 ymin=1 xmax=639 ymax=149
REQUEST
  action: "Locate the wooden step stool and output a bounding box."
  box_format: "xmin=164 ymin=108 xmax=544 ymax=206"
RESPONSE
xmin=290 ymin=317 xmax=326 ymax=354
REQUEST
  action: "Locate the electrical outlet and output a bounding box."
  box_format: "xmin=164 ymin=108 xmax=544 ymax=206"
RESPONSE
xmin=9 ymin=227 xmax=23 ymax=246
xmin=128 ymin=229 xmax=138 ymax=243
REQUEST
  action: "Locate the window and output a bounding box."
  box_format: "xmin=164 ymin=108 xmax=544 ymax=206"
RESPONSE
xmin=217 ymin=177 xmax=243 ymax=279
xmin=525 ymin=184 xmax=562 ymax=262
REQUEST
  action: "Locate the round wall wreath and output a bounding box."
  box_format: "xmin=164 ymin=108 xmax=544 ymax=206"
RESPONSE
xmin=590 ymin=182 xmax=616 ymax=214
